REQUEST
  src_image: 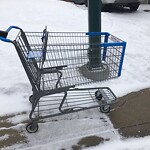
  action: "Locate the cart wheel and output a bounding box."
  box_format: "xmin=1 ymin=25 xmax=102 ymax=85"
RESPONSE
xmin=26 ymin=123 xmax=39 ymax=133
xmin=95 ymin=90 xmax=102 ymax=101
xmin=29 ymin=95 xmax=33 ymax=103
xmin=100 ymin=105 xmax=110 ymax=113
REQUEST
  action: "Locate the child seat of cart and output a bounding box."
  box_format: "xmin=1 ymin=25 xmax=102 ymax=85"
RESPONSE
xmin=27 ymin=27 xmax=48 ymax=64
xmin=25 ymin=27 xmax=68 ymax=90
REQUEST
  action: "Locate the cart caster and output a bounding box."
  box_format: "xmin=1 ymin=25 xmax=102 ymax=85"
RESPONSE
xmin=95 ymin=90 xmax=102 ymax=100
xmin=29 ymin=95 xmax=33 ymax=103
xmin=26 ymin=122 xmax=39 ymax=133
xmin=100 ymin=105 xmax=110 ymax=113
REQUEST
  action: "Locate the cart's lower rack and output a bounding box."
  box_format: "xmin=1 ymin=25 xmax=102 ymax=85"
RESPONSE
xmin=26 ymin=87 xmax=117 ymax=133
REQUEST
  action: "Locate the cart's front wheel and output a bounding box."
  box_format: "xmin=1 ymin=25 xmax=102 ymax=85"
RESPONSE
xmin=95 ymin=90 xmax=102 ymax=101
xmin=26 ymin=123 xmax=39 ymax=133
xmin=100 ymin=105 xmax=110 ymax=113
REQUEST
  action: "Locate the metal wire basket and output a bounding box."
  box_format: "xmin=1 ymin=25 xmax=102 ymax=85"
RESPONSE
xmin=15 ymin=31 xmax=126 ymax=91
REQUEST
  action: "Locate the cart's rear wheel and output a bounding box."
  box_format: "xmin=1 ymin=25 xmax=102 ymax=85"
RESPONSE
xmin=29 ymin=95 xmax=33 ymax=103
xmin=26 ymin=123 xmax=39 ymax=133
xmin=95 ymin=90 xmax=102 ymax=101
xmin=100 ymin=105 xmax=110 ymax=113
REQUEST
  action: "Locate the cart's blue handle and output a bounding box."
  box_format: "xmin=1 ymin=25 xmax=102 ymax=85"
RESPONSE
xmin=0 ymin=26 xmax=22 ymax=43
xmin=6 ymin=26 xmax=21 ymax=32
xmin=0 ymin=36 xmax=12 ymax=43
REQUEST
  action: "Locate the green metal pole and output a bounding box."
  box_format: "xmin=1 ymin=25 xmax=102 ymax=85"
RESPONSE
xmin=88 ymin=0 xmax=102 ymax=69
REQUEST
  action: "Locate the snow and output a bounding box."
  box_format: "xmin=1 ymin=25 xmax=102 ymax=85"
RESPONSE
xmin=0 ymin=0 xmax=150 ymax=149
xmin=0 ymin=135 xmax=9 ymax=141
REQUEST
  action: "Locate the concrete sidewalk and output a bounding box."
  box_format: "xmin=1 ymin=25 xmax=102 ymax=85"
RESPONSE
xmin=1 ymin=88 xmax=150 ymax=149
xmin=109 ymin=88 xmax=150 ymax=137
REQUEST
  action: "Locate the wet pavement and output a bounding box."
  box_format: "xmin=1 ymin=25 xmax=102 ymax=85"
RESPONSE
xmin=109 ymin=88 xmax=150 ymax=137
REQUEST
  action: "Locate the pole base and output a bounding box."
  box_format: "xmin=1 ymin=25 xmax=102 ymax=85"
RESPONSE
xmin=79 ymin=63 xmax=109 ymax=81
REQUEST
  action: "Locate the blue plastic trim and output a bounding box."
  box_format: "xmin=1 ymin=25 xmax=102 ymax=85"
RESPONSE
xmin=0 ymin=36 xmax=12 ymax=43
xmin=27 ymin=50 xmax=43 ymax=60
xmin=118 ymin=42 xmax=126 ymax=77
xmin=101 ymin=42 xmax=125 ymax=47
xmin=104 ymin=34 xmax=109 ymax=43
xmin=0 ymin=26 xmax=22 ymax=43
xmin=86 ymin=32 xmax=110 ymax=36
xmin=102 ymin=33 xmax=109 ymax=61
xmin=6 ymin=26 xmax=21 ymax=32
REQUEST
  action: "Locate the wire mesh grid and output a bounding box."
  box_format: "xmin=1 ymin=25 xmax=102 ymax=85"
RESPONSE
xmin=15 ymin=31 xmax=125 ymax=91
xmin=32 ymin=87 xmax=116 ymax=119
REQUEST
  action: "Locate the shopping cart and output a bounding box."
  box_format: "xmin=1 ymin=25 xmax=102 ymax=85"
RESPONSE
xmin=0 ymin=26 xmax=126 ymax=133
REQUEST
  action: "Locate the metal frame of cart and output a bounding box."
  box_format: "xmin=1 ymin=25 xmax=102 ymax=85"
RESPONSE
xmin=0 ymin=26 xmax=126 ymax=133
